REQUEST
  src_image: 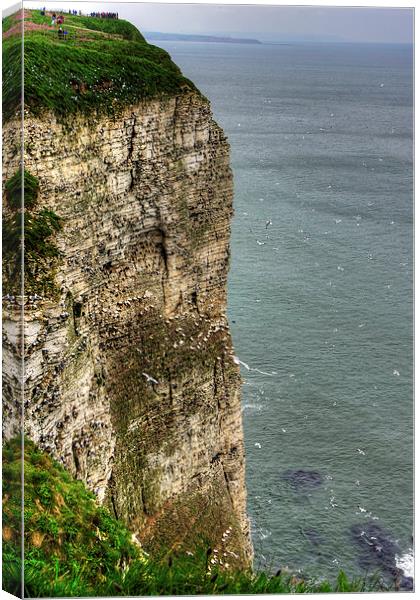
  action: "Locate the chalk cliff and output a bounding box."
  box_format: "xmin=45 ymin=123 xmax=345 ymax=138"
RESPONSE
xmin=2 ymin=12 xmax=251 ymax=564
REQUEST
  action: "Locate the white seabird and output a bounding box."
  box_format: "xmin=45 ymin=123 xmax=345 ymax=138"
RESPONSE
xmin=142 ymin=372 xmax=159 ymax=385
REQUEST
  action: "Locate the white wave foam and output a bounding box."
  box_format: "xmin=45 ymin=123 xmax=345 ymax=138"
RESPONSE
xmin=233 ymin=356 xmax=277 ymax=376
xmin=395 ymin=549 xmax=414 ymax=578
xmin=242 ymin=403 xmax=262 ymax=413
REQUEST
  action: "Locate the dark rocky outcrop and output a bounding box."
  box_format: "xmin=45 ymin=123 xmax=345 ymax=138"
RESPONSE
xmin=350 ymin=522 xmax=413 ymax=591
xmin=281 ymin=469 xmax=324 ymax=492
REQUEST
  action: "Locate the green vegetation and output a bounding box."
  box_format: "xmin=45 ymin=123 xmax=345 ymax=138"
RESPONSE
xmin=25 ymin=10 xmax=51 ymax=27
xmin=65 ymin=15 xmax=145 ymax=41
xmin=2 ymin=13 xmax=17 ymax=34
xmin=2 ymin=32 xmax=21 ymax=120
xmin=2 ymin=169 xmax=62 ymax=297
xmin=5 ymin=168 xmax=39 ymax=210
xmin=2 ymin=438 xmax=387 ymax=597
xmin=3 ymin=438 xmax=138 ymax=597
xmin=24 ymin=208 xmax=62 ymax=257
xmin=2 ymin=10 xmax=196 ymax=121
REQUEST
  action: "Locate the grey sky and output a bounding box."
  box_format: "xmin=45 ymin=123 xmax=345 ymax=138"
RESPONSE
xmin=22 ymin=2 xmax=414 ymax=43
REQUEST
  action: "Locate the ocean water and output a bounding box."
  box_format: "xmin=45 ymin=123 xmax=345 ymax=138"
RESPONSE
xmin=156 ymin=41 xmax=413 ymax=582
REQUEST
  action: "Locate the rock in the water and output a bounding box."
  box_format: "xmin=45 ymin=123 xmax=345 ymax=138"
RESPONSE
xmin=399 ymin=575 xmax=414 ymax=591
xmin=281 ymin=469 xmax=324 ymax=491
xmin=300 ymin=527 xmax=325 ymax=546
xmin=350 ymin=521 xmax=407 ymax=585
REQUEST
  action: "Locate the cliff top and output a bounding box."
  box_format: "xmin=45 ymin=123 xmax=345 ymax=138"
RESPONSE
xmin=2 ymin=9 xmax=196 ymax=121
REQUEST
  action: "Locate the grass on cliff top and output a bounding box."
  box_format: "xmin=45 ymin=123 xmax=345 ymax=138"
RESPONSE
xmin=28 ymin=10 xmax=146 ymax=41
xmin=2 ymin=10 xmax=196 ymax=121
xmin=2 ymin=437 xmax=386 ymax=597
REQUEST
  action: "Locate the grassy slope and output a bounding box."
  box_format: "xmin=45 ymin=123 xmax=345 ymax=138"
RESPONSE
xmin=2 ymin=438 xmax=385 ymax=597
xmin=2 ymin=9 xmax=196 ymax=121
xmin=2 ymin=438 xmax=139 ymax=597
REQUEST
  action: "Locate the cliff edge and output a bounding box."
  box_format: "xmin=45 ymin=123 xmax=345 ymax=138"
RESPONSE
xmin=2 ymin=10 xmax=252 ymax=564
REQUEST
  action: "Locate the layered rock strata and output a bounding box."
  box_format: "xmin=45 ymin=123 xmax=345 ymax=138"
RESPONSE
xmin=2 ymin=92 xmax=252 ymax=563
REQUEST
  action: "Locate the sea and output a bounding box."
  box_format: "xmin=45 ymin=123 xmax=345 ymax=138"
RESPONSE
xmin=154 ymin=40 xmax=414 ymax=584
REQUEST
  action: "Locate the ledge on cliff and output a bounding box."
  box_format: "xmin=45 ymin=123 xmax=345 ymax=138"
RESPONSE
xmin=2 ymin=9 xmax=196 ymax=121
xmin=2 ymin=439 xmax=383 ymax=596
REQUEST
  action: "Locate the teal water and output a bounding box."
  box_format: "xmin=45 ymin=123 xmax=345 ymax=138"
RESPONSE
xmin=156 ymin=41 xmax=413 ymax=581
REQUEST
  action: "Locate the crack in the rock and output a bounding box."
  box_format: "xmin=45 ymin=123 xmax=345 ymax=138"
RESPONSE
xmin=127 ymin=113 xmax=137 ymax=164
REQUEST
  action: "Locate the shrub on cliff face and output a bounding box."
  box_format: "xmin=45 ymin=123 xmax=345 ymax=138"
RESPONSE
xmin=2 ymin=169 xmax=62 ymax=297
xmin=2 ymin=438 xmax=386 ymax=597
xmin=5 ymin=168 xmax=39 ymax=210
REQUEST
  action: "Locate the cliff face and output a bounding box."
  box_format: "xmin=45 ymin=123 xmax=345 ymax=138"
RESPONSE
xmin=3 ymin=92 xmax=252 ymax=562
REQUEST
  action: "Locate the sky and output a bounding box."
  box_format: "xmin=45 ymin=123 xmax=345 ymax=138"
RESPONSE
xmin=6 ymin=1 xmax=415 ymax=44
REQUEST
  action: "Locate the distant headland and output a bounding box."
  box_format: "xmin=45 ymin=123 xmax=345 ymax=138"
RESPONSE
xmin=145 ymin=31 xmax=262 ymax=44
